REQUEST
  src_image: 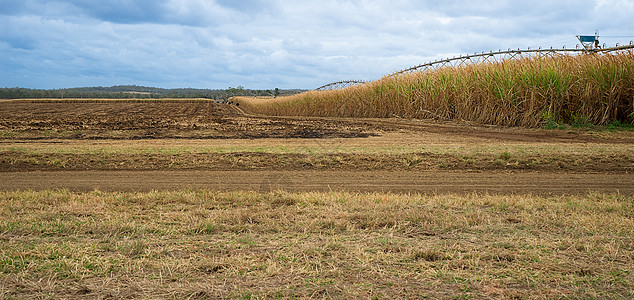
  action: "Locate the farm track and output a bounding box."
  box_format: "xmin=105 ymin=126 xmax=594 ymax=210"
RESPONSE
xmin=1 ymin=101 xmax=633 ymax=194
xmin=1 ymin=170 xmax=633 ymax=195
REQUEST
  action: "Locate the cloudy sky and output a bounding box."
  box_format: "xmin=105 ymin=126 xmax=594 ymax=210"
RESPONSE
xmin=1 ymin=0 xmax=633 ymax=90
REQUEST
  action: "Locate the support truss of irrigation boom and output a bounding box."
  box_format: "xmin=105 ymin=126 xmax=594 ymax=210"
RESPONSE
xmin=314 ymin=80 xmax=368 ymax=91
xmin=314 ymin=42 xmax=634 ymax=91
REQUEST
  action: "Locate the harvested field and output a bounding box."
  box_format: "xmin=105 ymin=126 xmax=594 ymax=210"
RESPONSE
xmin=0 ymin=190 xmax=632 ymax=299
xmin=0 ymin=100 xmax=633 ymax=298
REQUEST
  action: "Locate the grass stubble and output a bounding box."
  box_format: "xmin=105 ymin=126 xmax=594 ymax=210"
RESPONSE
xmin=2 ymin=136 xmax=633 ymax=173
xmin=0 ymin=189 xmax=632 ymax=299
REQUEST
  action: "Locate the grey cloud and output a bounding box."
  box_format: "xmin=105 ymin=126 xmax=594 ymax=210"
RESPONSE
xmin=214 ymin=0 xmax=275 ymax=13
xmin=0 ymin=0 xmax=32 ymax=15
xmin=1 ymin=0 xmax=232 ymax=26
xmin=64 ymin=0 xmax=169 ymax=24
xmin=419 ymin=0 xmax=596 ymax=18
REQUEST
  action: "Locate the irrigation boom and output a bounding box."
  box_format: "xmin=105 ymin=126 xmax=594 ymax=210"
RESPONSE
xmin=315 ymin=43 xmax=634 ymax=91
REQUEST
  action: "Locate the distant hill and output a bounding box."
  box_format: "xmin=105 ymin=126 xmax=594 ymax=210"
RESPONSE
xmin=0 ymin=85 xmax=306 ymax=99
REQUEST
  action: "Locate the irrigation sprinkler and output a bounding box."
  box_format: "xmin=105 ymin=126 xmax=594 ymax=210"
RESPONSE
xmin=577 ymin=30 xmax=600 ymax=51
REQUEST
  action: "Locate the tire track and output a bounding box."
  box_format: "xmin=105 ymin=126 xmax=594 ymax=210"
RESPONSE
xmin=2 ymin=170 xmax=632 ymax=195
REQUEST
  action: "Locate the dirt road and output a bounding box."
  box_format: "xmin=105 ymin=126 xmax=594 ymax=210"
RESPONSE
xmin=2 ymin=170 xmax=632 ymax=195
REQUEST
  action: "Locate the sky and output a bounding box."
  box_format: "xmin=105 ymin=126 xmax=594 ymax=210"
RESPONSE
xmin=1 ymin=0 xmax=633 ymax=90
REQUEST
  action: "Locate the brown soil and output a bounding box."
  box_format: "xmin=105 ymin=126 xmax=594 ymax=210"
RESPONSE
xmin=2 ymin=100 xmax=633 ymax=143
xmin=1 ymin=100 xmax=633 ymax=194
xmin=1 ymin=170 xmax=632 ymax=195
xmin=0 ymin=101 xmax=374 ymax=139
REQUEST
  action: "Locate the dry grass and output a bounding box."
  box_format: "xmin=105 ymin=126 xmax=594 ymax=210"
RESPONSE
xmin=238 ymin=52 xmax=634 ymax=127
xmin=2 ymin=140 xmax=632 ymax=172
xmin=1 ymin=190 xmax=632 ymax=298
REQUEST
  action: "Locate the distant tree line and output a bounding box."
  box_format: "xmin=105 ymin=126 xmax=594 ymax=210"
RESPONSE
xmin=0 ymin=85 xmax=306 ymax=99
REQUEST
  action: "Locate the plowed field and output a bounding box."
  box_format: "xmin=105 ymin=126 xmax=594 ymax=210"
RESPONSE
xmin=0 ymin=100 xmax=373 ymax=139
